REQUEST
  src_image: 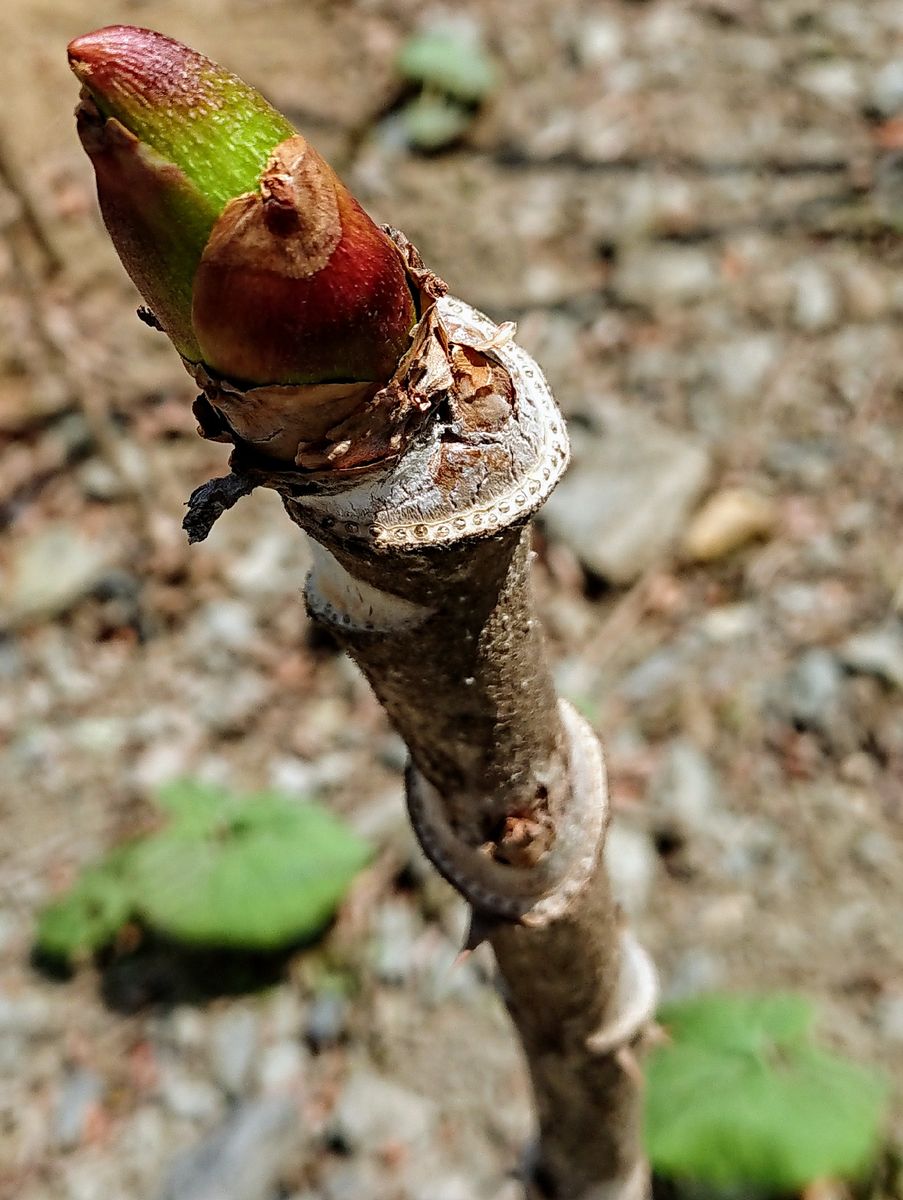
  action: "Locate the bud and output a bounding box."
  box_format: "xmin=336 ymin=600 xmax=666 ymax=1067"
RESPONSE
xmin=191 ymin=136 xmax=417 ymax=385
xmin=68 ymin=26 xmax=417 ymax=386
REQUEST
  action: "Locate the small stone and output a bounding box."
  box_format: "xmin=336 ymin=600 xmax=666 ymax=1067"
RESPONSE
xmin=156 ymin=1097 xmax=298 ymax=1200
xmin=190 ymin=601 xmax=258 ymax=663
xmin=840 ymin=623 xmax=903 ymax=691
xmin=130 ymin=737 xmax=198 ymax=790
xmin=869 ymin=61 xmax=903 ymax=116
xmin=78 ymin=458 xmax=126 ymax=501
xmin=412 ymin=1177 xmax=475 ymax=1200
xmin=78 ymin=443 xmax=149 ymax=501
xmin=714 ymin=334 xmax=780 ymax=403
xmin=543 ymin=406 xmax=710 ymax=584
xmin=852 ymin=829 xmax=896 ymax=880
xmin=649 ymin=740 xmax=719 ymax=836
xmin=766 ymin=439 xmax=836 ymax=488
xmin=791 ymin=263 xmax=840 ymax=331
xmin=371 ymin=900 xmax=419 ymax=985
xmin=322 ymin=1162 xmax=387 ymax=1200
xmin=664 ymin=948 xmax=725 ymax=1000
xmin=330 ymin=1071 xmax=436 ymax=1153
xmin=775 ymin=648 xmax=846 ymax=738
xmin=168 ymin=1006 xmax=208 ymax=1051
xmin=1 ymin=526 xmax=112 ymax=628
xmin=198 ymin=672 xmax=268 ymax=736
xmin=159 ymin=1071 xmax=222 ymax=1122
xmin=54 ymin=1067 xmax=104 ymax=1150
xmin=875 ymin=993 xmax=903 ymax=1044
xmin=377 ymin=733 xmax=408 ymax=774
xmin=420 ymin=937 xmax=481 ymax=1005
xmin=256 ymin=1040 xmax=306 ymax=1093
xmin=682 ymin=488 xmax=777 ymax=562
xmin=620 ymin=648 xmax=685 ymax=705
xmin=210 ymin=1009 xmax=259 ymax=1096
xmin=574 ymin=15 xmax=624 ymax=66
xmin=614 ymin=245 xmax=719 ymax=308
xmin=604 ymin=821 xmax=657 ymax=918
xmin=269 ymin=752 xmax=355 ymax=796
xmin=305 ymin=991 xmax=348 ymax=1051
xmin=797 ymin=60 xmax=861 ymax=106
xmin=0 ymin=993 xmax=55 ymax=1035
xmin=697 ymin=603 xmax=759 ymax=643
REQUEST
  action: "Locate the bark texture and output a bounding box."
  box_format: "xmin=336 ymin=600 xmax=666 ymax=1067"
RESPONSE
xmin=185 ymin=295 xmax=657 ymax=1199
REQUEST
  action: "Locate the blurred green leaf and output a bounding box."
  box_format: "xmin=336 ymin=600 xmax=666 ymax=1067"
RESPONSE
xmin=645 ymin=992 xmax=889 ymax=1190
xmin=35 ymin=783 xmax=371 ymax=959
xmin=36 ymin=848 xmax=135 ymax=959
xmin=130 ymin=789 xmax=371 ymax=949
xmin=401 ymin=94 xmax=473 ymax=151
xmin=397 ymin=30 xmax=497 ymax=103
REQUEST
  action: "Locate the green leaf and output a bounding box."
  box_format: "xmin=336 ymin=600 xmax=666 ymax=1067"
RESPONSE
xmin=401 ymin=94 xmax=474 ymax=152
xmin=128 ymin=789 xmax=372 ymax=949
xmin=645 ymin=993 xmax=889 ymax=1190
xmin=35 ymin=784 xmax=372 ymax=959
xmin=397 ymin=30 xmax=497 ymax=103
xmin=35 ymin=848 xmax=135 ymax=960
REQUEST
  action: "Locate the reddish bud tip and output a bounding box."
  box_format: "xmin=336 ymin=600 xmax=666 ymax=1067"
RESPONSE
xmin=192 ymin=137 xmax=417 ymax=386
xmin=69 ymin=27 xmax=417 ymax=393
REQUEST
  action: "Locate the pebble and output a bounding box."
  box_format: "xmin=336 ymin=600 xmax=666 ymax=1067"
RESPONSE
xmin=54 ymin=1067 xmax=104 ymax=1150
xmin=330 ymin=1070 xmax=436 ymax=1153
xmin=321 ymin=1162 xmax=387 ymax=1200
xmin=377 ymin=733 xmax=409 ymax=774
xmin=209 ymin=1009 xmax=259 ymax=1096
xmin=852 ymin=829 xmax=897 ymax=881
xmin=411 ymin=1176 xmax=476 ymax=1200
xmin=305 ymin=991 xmax=349 ymax=1051
xmin=159 ymin=1070 xmax=222 ymax=1122
xmin=840 ymin=623 xmax=903 ymax=691
xmin=420 ymin=936 xmax=481 ymax=1005
xmin=371 ymin=900 xmax=420 ymax=985
xmin=664 ymin=948 xmax=725 ymax=1000
xmin=797 ymin=60 xmax=861 ymax=106
xmin=268 ymin=752 xmax=356 ymax=796
xmin=78 ymin=443 xmax=148 ymax=501
xmin=156 ymin=1096 xmax=298 ymax=1200
xmin=791 ymin=262 xmax=840 ymax=331
xmin=188 ymin=601 xmax=258 ymax=671
xmin=604 ymin=821 xmax=658 ymax=918
xmin=869 ymin=60 xmax=903 ymax=116
xmin=0 ymin=993 xmax=55 ymax=1035
xmin=129 ymin=736 xmax=199 ymax=791
xmin=714 ymin=334 xmax=780 ymax=404
xmin=774 ymin=647 xmax=857 ymax=754
xmin=649 ymin=739 xmax=719 ymax=837
xmin=696 ymin=603 xmax=759 ymax=643
xmin=543 ymin=407 xmax=710 ymax=584
xmin=197 ymin=672 xmax=268 ymax=736
xmin=256 ymin=1040 xmax=306 ymax=1093
xmin=682 ymin=488 xmax=777 ymax=562
xmin=875 ymin=993 xmax=903 ymax=1044
xmin=614 ymin=245 xmax=719 ymax=308
xmin=1 ymin=526 xmax=111 ymax=628
xmin=574 ymin=15 xmax=624 ymax=66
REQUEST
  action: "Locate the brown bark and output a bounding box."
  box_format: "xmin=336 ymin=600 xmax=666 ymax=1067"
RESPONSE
xmin=185 ymin=293 xmax=657 ymax=1199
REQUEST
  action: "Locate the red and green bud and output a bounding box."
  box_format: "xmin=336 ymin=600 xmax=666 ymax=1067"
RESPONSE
xmin=68 ymin=26 xmax=417 ymax=386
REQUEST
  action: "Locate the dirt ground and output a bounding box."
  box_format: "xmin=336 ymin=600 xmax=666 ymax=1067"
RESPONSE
xmin=1 ymin=1 xmax=902 ymax=1198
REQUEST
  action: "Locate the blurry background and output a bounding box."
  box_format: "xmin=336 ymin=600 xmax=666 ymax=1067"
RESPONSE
xmin=1 ymin=1 xmax=902 ymax=1198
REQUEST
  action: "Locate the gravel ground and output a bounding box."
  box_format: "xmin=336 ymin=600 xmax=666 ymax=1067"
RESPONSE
xmin=1 ymin=1 xmax=902 ymax=1198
